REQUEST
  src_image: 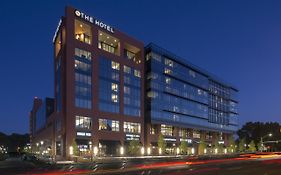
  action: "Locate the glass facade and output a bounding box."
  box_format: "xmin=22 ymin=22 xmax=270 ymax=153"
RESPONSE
xmin=74 ymin=48 xmax=92 ymax=109
xmin=123 ymin=65 xmax=141 ymax=117
xmin=99 ymin=57 xmax=120 ymax=113
xmin=146 ymin=44 xmax=238 ymax=133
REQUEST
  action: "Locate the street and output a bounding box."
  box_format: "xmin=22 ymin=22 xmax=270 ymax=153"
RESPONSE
xmin=1 ymin=153 xmax=281 ymax=175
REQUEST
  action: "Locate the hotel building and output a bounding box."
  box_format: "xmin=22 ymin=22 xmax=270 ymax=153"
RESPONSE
xmin=30 ymin=6 xmax=238 ymax=159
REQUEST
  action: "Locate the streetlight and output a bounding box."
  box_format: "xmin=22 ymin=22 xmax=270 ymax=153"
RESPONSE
xmin=260 ymin=133 xmax=272 ymax=152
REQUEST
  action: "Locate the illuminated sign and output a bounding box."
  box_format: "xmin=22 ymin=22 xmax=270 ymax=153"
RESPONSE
xmin=125 ymin=134 xmax=140 ymax=141
xmin=75 ymin=10 xmax=114 ymax=33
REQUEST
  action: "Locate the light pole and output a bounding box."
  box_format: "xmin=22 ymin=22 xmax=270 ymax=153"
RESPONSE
xmin=260 ymin=133 xmax=272 ymax=152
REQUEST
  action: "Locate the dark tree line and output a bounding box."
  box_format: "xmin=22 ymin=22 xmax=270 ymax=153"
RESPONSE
xmin=237 ymin=122 xmax=281 ymax=151
xmin=0 ymin=132 xmax=29 ymax=152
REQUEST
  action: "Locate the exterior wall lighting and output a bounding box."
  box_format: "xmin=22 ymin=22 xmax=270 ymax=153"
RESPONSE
xmin=191 ymin=147 xmax=195 ymax=155
xmin=93 ymin=146 xmax=98 ymax=156
xmin=215 ymin=148 xmax=218 ymax=154
xmin=69 ymin=146 xmax=73 ymax=155
xmin=141 ymin=147 xmax=145 ymax=155
xmin=120 ymin=146 xmax=124 ymax=155
xmin=40 ymin=141 xmax=44 ymax=145
xmin=176 ymin=147 xmax=180 ymax=155
xmin=159 ymin=148 xmax=162 ymax=155
xmin=204 ymin=148 xmax=207 ymax=154
xmin=224 ymin=148 xmax=227 ymax=154
xmin=147 ymin=147 xmax=151 ymax=155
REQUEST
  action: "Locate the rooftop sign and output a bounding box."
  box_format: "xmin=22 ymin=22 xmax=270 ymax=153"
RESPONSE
xmin=74 ymin=10 xmax=114 ymax=33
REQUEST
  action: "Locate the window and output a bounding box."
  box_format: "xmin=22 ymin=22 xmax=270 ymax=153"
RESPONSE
xmin=165 ymin=58 xmax=174 ymax=67
xmin=165 ymin=77 xmax=171 ymax=84
xmin=150 ymin=125 xmax=156 ymax=134
xmin=111 ymin=94 xmax=118 ymax=103
xmin=189 ymin=70 xmax=196 ymax=78
xmin=161 ymin=124 xmax=173 ymax=136
xmin=111 ymin=83 xmax=118 ymax=92
xmin=98 ymin=119 xmax=119 ymax=131
xmin=192 ymin=131 xmax=200 ymax=138
xmin=98 ymin=31 xmax=120 ymax=55
xmin=75 ymin=116 xmax=91 ymax=129
xmin=134 ymin=69 xmax=141 ymax=78
xmin=75 ymin=20 xmax=92 ymax=44
xmin=164 ymin=68 xmax=172 ymax=75
xmin=111 ymin=61 xmax=120 ymax=70
xmin=125 ymin=49 xmax=135 ymax=60
xmin=179 ymin=128 xmax=187 ymax=137
xmin=124 ymin=86 xmax=130 ymax=94
xmin=75 ymin=48 xmax=91 ymax=60
xmin=124 ymin=65 xmax=131 ymax=74
xmin=124 ymin=122 xmax=141 ymax=133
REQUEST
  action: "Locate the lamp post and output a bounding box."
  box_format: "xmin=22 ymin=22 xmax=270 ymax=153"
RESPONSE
xmin=260 ymin=133 xmax=272 ymax=152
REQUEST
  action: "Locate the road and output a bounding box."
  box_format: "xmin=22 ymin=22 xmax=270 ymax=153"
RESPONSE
xmin=1 ymin=153 xmax=281 ymax=175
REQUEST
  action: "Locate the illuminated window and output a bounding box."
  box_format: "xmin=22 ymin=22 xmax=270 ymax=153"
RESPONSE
xmin=124 ymin=122 xmax=141 ymax=133
xmin=134 ymin=70 xmax=141 ymax=78
xmin=150 ymin=125 xmax=157 ymax=134
xmin=165 ymin=58 xmax=174 ymax=67
xmin=125 ymin=49 xmax=135 ymax=60
xmin=98 ymin=119 xmax=119 ymax=131
xmin=165 ymin=77 xmax=171 ymax=84
xmin=161 ymin=124 xmax=173 ymax=136
xmin=75 ymin=48 xmax=91 ymax=60
xmin=124 ymin=65 xmax=131 ymax=74
xmin=111 ymin=83 xmax=118 ymax=92
xmin=164 ymin=68 xmax=172 ymax=75
xmin=111 ymin=61 xmax=120 ymax=70
xmin=147 ymin=91 xmax=158 ymax=98
xmin=74 ymin=20 xmax=92 ymax=44
xmin=75 ymin=116 xmax=91 ymax=129
xmin=98 ymin=31 xmax=120 ymax=55
xmin=111 ymin=94 xmax=118 ymax=103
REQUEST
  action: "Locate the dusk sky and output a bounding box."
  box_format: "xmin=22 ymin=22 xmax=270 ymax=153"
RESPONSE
xmin=1 ymin=0 xmax=281 ymax=134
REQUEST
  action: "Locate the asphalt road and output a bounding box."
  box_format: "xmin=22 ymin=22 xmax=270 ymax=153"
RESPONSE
xmin=1 ymin=153 xmax=281 ymax=175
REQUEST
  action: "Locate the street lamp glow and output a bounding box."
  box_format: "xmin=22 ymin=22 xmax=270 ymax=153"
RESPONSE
xmin=40 ymin=141 xmax=44 ymax=145
xmin=269 ymin=133 xmax=273 ymax=137
xmin=120 ymin=146 xmax=124 ymax=155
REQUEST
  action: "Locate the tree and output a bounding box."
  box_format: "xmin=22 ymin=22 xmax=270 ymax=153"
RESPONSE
xmin=239 ymin=138 xmax=246 ymax=153
xmin=212 ymin=137 xmax=219 ymax=154
xmin=128 ymin=140 xmax=141 ymax=156
xmin=248 ymin=140 xmax=256 ymax=152
xmin=179 ymin=131 xmax=187 ymax=154
xmin=71 ymin=139 xmax=79 ymax=156
xmin=257 ymin=141 xmax=263 ymax=152
xmin=198 ymin=138 xmax=207 ymax=155
xmin=237 ymin=122 xmax=281 ymax=151
xmin=227 ymin=136 xmax=236 ymax=153
xmin=158 ymin=133 xmax=166 ymax=154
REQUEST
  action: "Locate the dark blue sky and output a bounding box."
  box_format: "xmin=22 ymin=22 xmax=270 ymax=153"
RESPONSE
xmin=1 ymin=0 xmax=281 ymax=134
